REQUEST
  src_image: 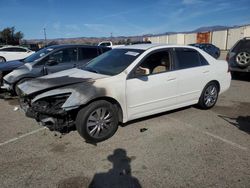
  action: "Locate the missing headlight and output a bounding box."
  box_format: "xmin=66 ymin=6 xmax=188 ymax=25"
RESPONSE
xmin=31 ymin=93 xmax=71 ymax=115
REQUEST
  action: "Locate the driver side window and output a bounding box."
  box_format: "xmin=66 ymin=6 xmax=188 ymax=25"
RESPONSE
xmin=49 ymin=48 xmax=77 ymax=64
xmin=135 ymin=50 xmax=171 ymax=76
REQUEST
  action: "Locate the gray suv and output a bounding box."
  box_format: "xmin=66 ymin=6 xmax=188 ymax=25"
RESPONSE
xmin=227 ymin=37 xmax=250 ymax=74
xmin=3 ymin=44 xmax=110 ymax=94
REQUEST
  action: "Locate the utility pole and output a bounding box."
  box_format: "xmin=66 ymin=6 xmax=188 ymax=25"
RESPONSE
xmin=43 ymin=28 xmax=47 ymax=46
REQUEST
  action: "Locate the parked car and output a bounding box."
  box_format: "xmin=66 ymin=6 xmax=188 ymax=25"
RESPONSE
xmin=3 ymin=44 xmax=111 ymax=94
xmin=98 ymin=41 xmax=125 ymax=48
xmin=0 ymin=46 xmax=35 ymax=62
xmin=226 ymin=37 xmax=250 ymax=74
xmin=18 ymin=44 xmax=231 ymax=142
xmin=189 ymin=43 xmax=220 ymax=59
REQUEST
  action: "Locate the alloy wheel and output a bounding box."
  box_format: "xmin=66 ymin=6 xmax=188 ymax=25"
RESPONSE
xmin=86 ymin=107 xmax=113 ymax=139
xmin=236 ymin=52 xmax=250 ymax=66
xmin=204 ymin=85 xmax=218 ymax=107
xmin=0 ymin=57 xmax=5 ymax=63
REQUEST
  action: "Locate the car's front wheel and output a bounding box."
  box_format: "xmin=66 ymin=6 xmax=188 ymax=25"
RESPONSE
xmin=198 ymin=82 xmax=219 ymax=109
xmin=0 ymin=57 xmax=6 ymax=63
xmin=76 ymin=100 xmax=119 ymax=142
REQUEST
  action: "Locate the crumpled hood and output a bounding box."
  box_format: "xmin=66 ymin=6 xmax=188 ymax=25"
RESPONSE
xmin=0 ymin=60 xmax=24 ymax=71
xmin=18 ymin=68 xmax=109 ymax=96
xmin=3 ymin=64 xmax=31 ymax=84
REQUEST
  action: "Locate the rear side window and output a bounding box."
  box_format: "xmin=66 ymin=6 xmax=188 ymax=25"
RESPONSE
xmin=174 ymin=48 xmax=208 ymax=70
xmin=232 ymin=40 xmax=250 ymax=52
xmin=79 ymin=47 xmax=98 ymax=60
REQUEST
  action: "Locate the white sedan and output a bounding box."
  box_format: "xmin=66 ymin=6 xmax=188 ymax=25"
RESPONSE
xmin=19 ymin=44 xmax=231 ymax=142
xmin=0 ymin=46 xmax=34 ymax=62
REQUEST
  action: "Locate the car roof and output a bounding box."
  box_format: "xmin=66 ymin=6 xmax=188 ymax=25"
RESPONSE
xmin=116 ymin=43 xmax=198 ymax=50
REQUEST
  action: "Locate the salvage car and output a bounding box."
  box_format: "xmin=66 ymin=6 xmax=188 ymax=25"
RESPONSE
xmin=3 ymin=44 xmax=111 ymax=94
xmin=18 ymin=44 xmax=231 ymax=142
xmin=0 ymin=47 xmax=53 ymax=86
xmin=189 ymin=43 xmax=220 ymax=59
xmin=226 ymin=37 xmax=250 ymax=74
xmin=0 ymin=46 xmax=34 ymax=62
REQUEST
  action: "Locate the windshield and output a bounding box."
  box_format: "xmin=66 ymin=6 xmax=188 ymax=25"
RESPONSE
xmin=84 ymin=49 xmax=144 ymax=76
xmin=23 ymin=47 xmax=55 ymax=63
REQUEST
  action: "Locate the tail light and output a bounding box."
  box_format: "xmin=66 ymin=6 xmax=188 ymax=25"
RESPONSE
xmin=226 ymin=53 xmax=229 ymax=62
xmin=227 ymin=63 xmax=230 ymax=73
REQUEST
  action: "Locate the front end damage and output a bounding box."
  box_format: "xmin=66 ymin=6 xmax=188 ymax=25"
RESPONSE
xmin=17 ymin=68 xmax=110 ymax=132
xmin=20 ymin=93 xmax=77 ymax=132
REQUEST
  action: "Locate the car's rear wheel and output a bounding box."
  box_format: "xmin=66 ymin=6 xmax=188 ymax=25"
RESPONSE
xmin=235 ymin=49 xmax=250 ymax=68
xmin=76 ymin=100 xmax=119 ymax=142
xmin=198 ymin=82 xmax=219 ymax=109
xmin=0 ymin=57 xmax=6 ymax=63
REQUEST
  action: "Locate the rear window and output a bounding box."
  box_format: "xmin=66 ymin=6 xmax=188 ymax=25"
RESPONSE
xmin=232 ymin=39 xmax=250 ymax=52
xmin=174 ymin=48 xmax=208 ymax=70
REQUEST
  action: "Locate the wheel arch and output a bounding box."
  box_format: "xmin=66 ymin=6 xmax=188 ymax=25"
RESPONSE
xmin=206 ymin=80 xmax=220 ymax=93
xmin=0 ymin=56 xmax=6 ymax=62
xmin=81 ymin=96 xmax=124 ymax=123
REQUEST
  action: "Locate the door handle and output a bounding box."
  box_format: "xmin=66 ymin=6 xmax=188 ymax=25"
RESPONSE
xmin=167 ymin=77 xmax=176 ymax=81
xmin=203 ymin=70 xmax=210 ymax=73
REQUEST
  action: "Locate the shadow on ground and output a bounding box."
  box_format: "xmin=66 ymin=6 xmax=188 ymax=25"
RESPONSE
xmin=88 ymin=148 xmax=141 ymax=188
xmin=231 ymin=73 xmax=250 ymax=82
xmin=219 ymin=115 xmax=250 ymax=134
xmin=57 ymin=148 xmax=141 ymax=188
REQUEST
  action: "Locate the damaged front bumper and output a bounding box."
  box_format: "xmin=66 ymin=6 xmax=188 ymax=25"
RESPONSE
xmin=20 ymin=94 xmax=75 ymax=132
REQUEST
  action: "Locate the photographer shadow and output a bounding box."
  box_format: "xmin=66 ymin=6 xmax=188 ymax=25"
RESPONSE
xmin=89 ymin=148 xmax=141 ymax=188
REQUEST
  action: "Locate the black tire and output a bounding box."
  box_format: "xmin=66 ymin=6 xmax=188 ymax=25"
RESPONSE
xmin=215 ymin=52 xmax=220 ymax=59
xmin=76 ymin=100 xmax=119 ymax=142
xmin=0 ymin=57 xmax=6 ymax=63
xmin=14 ymin=78 xmax=32 ymax=96
xmin=235 ymin=49 xmax=250 ymax=68
xmin=198 ymin=82 xmax=219 ymax=109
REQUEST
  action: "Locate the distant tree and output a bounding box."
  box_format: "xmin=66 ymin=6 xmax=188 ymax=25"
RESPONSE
xmin=126 ymin=38 xmax=132 ymax=45
xmin=0 ymin=27 xmax=24 ymax=45
xmin=14 ymin=31 xmax=24 ymax=43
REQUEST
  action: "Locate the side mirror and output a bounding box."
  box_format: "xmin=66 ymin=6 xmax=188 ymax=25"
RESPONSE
xmin=134 ymin=67 xmax=149 ymax=77
xmin=46 ymin=59 xmax=58 ymax=66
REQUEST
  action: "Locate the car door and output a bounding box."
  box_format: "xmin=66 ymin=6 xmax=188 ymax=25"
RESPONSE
xmin=173 ymin=48 xmax=211 ymax=105
xmin=126 ymin=49 xmax=178 ymax=120
xmin=45 ymin=48 xmax=77 ymax=74
xmin=77 ymin=47 xmax=99 ymax=67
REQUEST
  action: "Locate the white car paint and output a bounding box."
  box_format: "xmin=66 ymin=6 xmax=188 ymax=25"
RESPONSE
xmin=91 ymin=44 xmax=231 ymax=122
xmin=0 ymin=46 xmax=34 ymax=62
xmin=22 ymin=44 xmax=231 ymax=124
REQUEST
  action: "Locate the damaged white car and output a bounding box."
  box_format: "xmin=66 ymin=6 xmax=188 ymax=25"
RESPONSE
xmin=18 ymin=44 xmax=231 ymax=142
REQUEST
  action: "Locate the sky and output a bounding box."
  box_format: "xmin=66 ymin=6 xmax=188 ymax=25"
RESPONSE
xmin=0 ymin=0 xmax=250 ymax=39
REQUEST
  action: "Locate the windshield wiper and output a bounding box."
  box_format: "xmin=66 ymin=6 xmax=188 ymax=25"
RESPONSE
xmin=84 ymin=67 xmax=99 ymax=74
